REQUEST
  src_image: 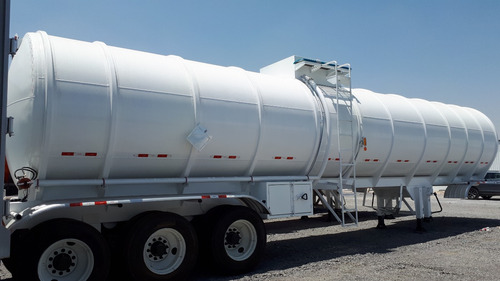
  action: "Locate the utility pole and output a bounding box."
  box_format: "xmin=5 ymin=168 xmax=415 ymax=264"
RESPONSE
xmin=0 ymin=0 xmax=12 ymax=258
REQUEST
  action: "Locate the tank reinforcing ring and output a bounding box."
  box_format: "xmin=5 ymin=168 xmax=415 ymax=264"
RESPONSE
xmin=224 ymin=219 xmax=258 ymax=261
xmin=38 ymin=238 xmax=94 ymax=280
xmin=143 ymin=228 xmax=186 ymax=275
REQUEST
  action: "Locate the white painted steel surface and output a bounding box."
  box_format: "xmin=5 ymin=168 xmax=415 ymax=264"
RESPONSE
xmin=7 ymin=32 xmax=498 ymax=186
xmin=352 ymin=89 xmax=497 ymax=181
xmin=488 ymin=141 xmax=500 ymax=172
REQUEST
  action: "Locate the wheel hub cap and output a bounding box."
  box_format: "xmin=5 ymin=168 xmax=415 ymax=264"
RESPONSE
xmin=147 ymin=236 xmax=170 ymax=261
xmin=46 ymin=248 xmax=77 ymax=277
xmin=225 ymin=228 xmax=242 ymax=248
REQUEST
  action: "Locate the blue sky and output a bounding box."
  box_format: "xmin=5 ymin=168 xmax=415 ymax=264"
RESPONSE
xmin=9 ymin=0 xmax=500 ymax=134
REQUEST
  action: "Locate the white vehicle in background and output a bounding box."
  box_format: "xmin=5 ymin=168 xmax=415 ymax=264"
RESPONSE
xmin=0 ymin=30 xmax=497 ymax=280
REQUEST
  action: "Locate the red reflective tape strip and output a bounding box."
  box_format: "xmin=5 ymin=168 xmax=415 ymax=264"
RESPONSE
xmin=335 ymin=158 xmax=340 ymax=161
xmin=138 ymin=154 xmax=149 ymax=158
xmin=287 ymin=157 xmax=294 ymax=160
xmin=62 ymin=152 xmax=75 ymax=156
xmin=213 ymin=155 xmax=222 ymax=159
xmin=397 ymin=160 xmax=402 ymax=162
xmin=218 ymin=195 xmax=227 ymax=198
xmin=404 ymin=160 xmax=409 ymax=163
xmin=364 ymin=159 xmax=370 ymax=162
xmin=228 ymin=155 xmax=237 ymax=159
xmin=374 ymin=159 xmax=379 ymax=162
xmin=70 ymin=201 xmax=107 ymax=207
xmin=201 ymin=195 xmax=210 ymax=199
xmin=157 ymin=154 xmax=168 ymax=158
xmin=426 ymin=160 xmax=431 ymax=163
xmin=328 ymin=158 xmax=332 ymax=161
xmin=85 ymin=152 xmax=97 ymax=157
xmin=274 ymin=156 xmax=282 ymax=160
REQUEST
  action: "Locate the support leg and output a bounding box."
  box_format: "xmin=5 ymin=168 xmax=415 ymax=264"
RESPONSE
xmin=376 ymin=216 xmax=386 ymax=229
xmin=406 ymin=186 xmax=433 ymax=232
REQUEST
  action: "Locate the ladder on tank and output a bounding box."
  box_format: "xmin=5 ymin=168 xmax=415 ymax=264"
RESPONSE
xmin=312 ymin=62 xmax=358 ymax=226
xmin=333 ymin=63 xmax=358 ymax=227
xmin=298 ymin=59 xmax=359 ymax=226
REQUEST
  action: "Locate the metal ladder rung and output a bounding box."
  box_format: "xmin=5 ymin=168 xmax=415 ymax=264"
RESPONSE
xmin=330 ymin=62 xmax=357 ymax=227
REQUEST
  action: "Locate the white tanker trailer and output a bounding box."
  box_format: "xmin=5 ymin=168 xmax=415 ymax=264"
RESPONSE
xmin=0 ymin=31 xmax=497 ymax=280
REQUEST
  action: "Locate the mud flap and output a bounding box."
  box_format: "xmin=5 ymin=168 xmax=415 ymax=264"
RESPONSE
xmin=443 ymin=184 xmax=471 ymax=199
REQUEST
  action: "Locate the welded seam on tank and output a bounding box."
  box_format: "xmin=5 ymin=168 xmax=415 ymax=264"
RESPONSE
xmin=180 ymin=58 xmax=202 ymax=178
xmin=457 ymin=108 xmax=484 ymax=179
xmin=6 ymin=96 xmax=34 ymax=107
xmin=53 ymin=78 xmax=108 ymax=87
xmin=300 ymin=75 xmax=332 ymax=179
xmin=427 ymin=102 xmax=453 ymax=182
xmin=95 ymin=41 xmax=119 ymax=180
xmin=366 ymin=92 xmax=395 ymax=187
xmin=237 ymin=70 xmax=263 ymax=177
xmin=299 ymin=76 xmax=326 ymax=177
xmin=466 ymin=108 xmax=499 ymax=160
xmin=199 ymin=96 xmax=259 ymax=106
xmin=37 ymin=31 xmax=55 ymax=181
xmin=115 ymin=85 xmax=192 ymax=97
xmin=445 ymin=105 xmax=469 ymax=181
xmin=401 ymin=97 xmax=428 ymax=186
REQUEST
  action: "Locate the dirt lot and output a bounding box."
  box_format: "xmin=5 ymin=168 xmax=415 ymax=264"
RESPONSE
xmin=2 ymin=192 xmax=500 ymax=280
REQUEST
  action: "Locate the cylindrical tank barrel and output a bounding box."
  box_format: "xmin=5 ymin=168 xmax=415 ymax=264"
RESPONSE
xmin=7 ymin=31 xmax=498 ymax=184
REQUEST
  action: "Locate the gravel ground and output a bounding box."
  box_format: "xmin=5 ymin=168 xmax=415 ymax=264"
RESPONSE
xmin=2 ymin=192 xmax=500 ymax=280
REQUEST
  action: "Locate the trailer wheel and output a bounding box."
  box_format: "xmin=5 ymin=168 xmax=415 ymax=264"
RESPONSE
xmin=206 ymin=206 xmax=266 ymax=275
xmin=16 ymin=219 xmax=110 ymax=281
xmin=124 ymin=212 xmax=197 ymax=280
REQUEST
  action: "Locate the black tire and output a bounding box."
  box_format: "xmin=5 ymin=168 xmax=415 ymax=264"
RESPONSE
xmin=14 ymin=219 xmax=110 ymax=281
xmin=468 ymin=187 xmax=480 ymax=200
xmin=123 ymin=212 xmax=198 ymax=281
xmin=205 ymin=206 xmax=266 ymax=275
xmin=482 ymin=195 xmax=492 ymax=200
xmin=1 ymin=258 xmax=13 ymax=273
